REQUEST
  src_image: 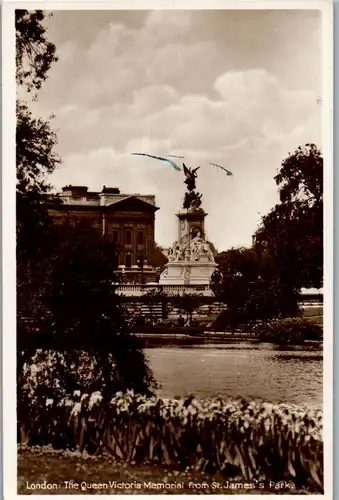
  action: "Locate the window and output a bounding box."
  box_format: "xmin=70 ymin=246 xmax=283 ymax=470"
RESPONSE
xmin=137 ymin=231 xmax=144 ymax=245
xmin=136 ymin=253 xmax=144 ymax=268
xmin=125 ymin=230 xmax=132 ymax=245
xmin=113 ymin=252 xmax=120 ymax=268
xmin=113 ymin=230 xmax=119 ymax=243
xmin=125 ymin=254 xmax=132 ymax=268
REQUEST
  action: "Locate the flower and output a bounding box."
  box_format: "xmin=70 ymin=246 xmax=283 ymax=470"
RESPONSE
xmin=88 ymin=392 xmax=102 ymax=409
xmin=70 ymin=402 xmax=82 ymax=416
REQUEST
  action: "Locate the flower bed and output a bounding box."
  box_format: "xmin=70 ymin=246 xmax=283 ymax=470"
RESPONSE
xmin=18 ymin=391 xmax=323 ymax=492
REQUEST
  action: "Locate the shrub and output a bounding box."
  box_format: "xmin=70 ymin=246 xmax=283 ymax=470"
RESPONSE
xmin=18 ymin=391 xmax=323 ymax=492
xmin=251 ymin=318 xmax=323 ymax=344
xmin=17 ymin=347 xmax=156 ymax=446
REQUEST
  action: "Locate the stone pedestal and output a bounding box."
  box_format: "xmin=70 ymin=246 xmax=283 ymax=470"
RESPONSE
xmin=160 ymin=260 xmax=216 ymax=285
xmin=159 ymin=206 xmax=216 ymax=287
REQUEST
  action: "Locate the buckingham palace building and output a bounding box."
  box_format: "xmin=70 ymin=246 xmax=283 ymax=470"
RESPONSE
xmin=48 ymin=185 xmax=166 ymax=283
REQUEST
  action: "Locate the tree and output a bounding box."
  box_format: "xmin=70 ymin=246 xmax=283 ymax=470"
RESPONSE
xmin=142 ymin=289 xmax=168 ymax=321
xmin=211 ymin=247 xmax=300 ymax=328
xmin=171 ymin=293 xmax=203 ymax=324
xmin=16 ymin=10 xmax=58 ymax=93
xmin=274 ymin=143 xmax=322 ymax=206
xmin=16 ymin=11 xmax=61 ymax=255
xmin=18 ymin=219 xmax=156 ymax=402
xmin=15 ymin=11 xmax=155 ymax=406
xmin=16 ymin=9 xmax=62 ymax=368
xmin=16 ymin=10 xmax=60 ymax=191
xmin=253 ymin=144 xmax=323 ymax=290
xmin=211 ymin=143 xmax=322 ymax=327
xmin=16 ymin=101 xmax=61 ymax=255
xmin=147 ymin=242 xmax=168 ymax=279
xmin=16 ymin=100 xmax=60 ymax=197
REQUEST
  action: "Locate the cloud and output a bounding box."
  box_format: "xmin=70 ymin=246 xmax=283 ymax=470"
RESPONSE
xmin=49 ymin=66 xmax=319 ymax=249
xmin=31 ymin=9 xmax=322 ymax=250
xmin=49 ymin=66 xmax=318 ymax=159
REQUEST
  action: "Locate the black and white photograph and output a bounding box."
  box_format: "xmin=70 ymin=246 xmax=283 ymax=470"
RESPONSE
xmin=2 ymin=1 xmax=333 ymax=497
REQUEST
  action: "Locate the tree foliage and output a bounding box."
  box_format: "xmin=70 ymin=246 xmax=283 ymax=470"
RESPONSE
xmin=253 ymin=144 xmax=323 ymax=290
xmin=16 ymin=99 xmax=61 ymax=254
xmin=16 ymin=10 xmax=61 ymax=252
xmin=147 ymin=242 xmax=168 ymax=279
xmin=18 ymin=219 xmax=156 ymax=399
xmin=171 ymin=293 xmax=203 ymax=323
xmin=16 ymin=11 xmax=155 ymax=400
xmin=16 ymin=10 xmax=58 ymax=93
xmin=16 ymin=100 xmax=60 ymax=196
xmin=142 ymin=289 xmax=168 ymax=320
xmin=18 ymin=219 xmax=123 ymax=335
xmin=211 ymin=143 xmax=322 ymax=326
xmin=16 ymin=9 xmax=60 ymax=191
xmin=211 ymin=248 xmax=300 ymax=327
xmin=274 ymin=143 xmax=322 ymax=205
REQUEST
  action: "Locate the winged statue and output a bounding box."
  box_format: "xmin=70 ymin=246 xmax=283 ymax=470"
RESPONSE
xmin=183 ymin=163 xmax=200 ymax=191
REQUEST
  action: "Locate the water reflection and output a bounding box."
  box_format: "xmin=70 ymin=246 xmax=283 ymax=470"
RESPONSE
xmin=144 ymin=341 xmax=322 ymax=408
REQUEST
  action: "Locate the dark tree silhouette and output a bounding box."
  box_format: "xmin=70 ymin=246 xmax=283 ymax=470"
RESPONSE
xmin=16 ymin=11 xmax=155 ymax=409
xmin=211 ymin=144 xmax=323 ymax=328
xmin=16 ymin=10 xmax=58 ymax=93
xmin=18 ymin=219 xmax=156 ymax=400
xmin=253 ymin=144 xmax=323 ymax=290
xmin=211 ymin=247 xmax=300 ymax=328
xmin=16 ymin=11 xmax=61 ymax=254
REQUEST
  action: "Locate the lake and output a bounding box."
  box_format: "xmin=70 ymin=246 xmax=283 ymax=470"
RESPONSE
xmin=144 ymin=341 xmax=322 ymax=408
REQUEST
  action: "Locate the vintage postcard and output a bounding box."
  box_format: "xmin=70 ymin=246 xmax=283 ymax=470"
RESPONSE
xmin=2 ymin=0 xmax=333 ymax=498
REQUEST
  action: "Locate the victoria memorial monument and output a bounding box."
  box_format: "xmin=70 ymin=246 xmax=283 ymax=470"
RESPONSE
xmin=159 ymin=164 xmax=216 ymax=286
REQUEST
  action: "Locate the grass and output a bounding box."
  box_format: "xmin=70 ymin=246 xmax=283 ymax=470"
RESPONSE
xmin=18 ymin=449 xmax=303 ymax=495
xmin=301 ymin=307 xmax=323 ymax=326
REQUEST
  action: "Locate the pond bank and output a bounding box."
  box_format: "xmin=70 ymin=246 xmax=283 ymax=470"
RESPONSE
xmin=130 ymin=332 xmax=322 ymax=348
xmin=131 ymin=332 xmax=258 ymax=342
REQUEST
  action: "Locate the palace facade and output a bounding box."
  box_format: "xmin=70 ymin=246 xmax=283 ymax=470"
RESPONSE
xmin=48 ymin=185 xmax=166 ymax=283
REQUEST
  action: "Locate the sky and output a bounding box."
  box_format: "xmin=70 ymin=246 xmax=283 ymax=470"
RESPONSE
xmin=26 ymin=9 xmax=322 ymax=251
